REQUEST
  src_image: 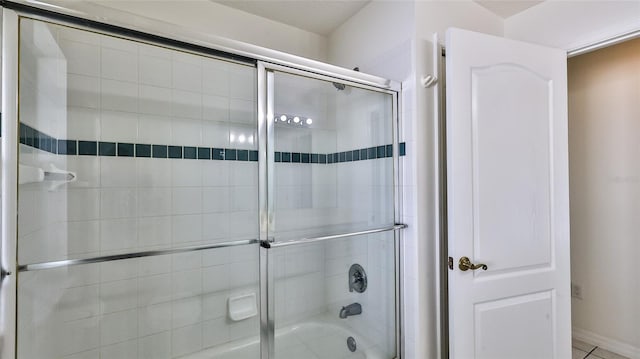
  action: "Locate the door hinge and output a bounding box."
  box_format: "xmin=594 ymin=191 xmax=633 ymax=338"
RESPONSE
xmin=448 ymin=257 xmax=454 ymax=270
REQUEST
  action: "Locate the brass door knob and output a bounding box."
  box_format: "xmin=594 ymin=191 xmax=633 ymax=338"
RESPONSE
xmin=458 ymin=256 xmax=488 ymax=271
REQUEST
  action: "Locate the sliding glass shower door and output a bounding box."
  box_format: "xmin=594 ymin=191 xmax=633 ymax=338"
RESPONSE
xmin=16 ymin=18 xmax=260 ymax=358
xmin=263 ymin=69 xmax=399 ymax=359
xmin=269 ymin=71 xmax=396 ymax=239
xmin=8 ymin=11 xmax=401 ymax=359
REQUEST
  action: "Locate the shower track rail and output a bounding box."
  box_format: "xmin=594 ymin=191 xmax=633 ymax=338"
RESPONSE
xmin=260 ymin=224 xmax=407 ymax=248
xmin=16 ymin=224 xmax=407 ymax=272
xmin=17 ymin=239 xmax=259 ymax=272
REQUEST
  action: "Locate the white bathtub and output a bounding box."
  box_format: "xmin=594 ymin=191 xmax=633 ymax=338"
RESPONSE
xmin=181 ymin=316 xmax=390 ymax=359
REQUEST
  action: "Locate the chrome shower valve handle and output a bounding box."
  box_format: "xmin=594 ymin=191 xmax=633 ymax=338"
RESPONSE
xmin=348 ymin=264 xmax=367 ymax=293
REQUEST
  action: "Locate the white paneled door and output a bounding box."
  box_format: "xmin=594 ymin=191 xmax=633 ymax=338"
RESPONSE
xmin=445 ymin=28 xmax=571 ymax=359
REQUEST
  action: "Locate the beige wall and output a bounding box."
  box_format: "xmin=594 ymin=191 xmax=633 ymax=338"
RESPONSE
xmin=568 ymin=38 xmax=640 ymax=357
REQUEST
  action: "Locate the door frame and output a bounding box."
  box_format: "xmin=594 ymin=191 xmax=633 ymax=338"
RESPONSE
xmin=567 ymin=28 xmax=640 ymax=57
xmin=436 ymin=42 xmax=450 ymax=359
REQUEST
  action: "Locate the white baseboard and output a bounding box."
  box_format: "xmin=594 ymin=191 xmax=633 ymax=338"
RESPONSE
xmin=573 ymin=327 xmax=640 ymax=359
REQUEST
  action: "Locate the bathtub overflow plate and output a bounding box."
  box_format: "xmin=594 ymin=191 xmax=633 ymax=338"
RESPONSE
xmin=347 ymin=336 xmax=357 ymax=352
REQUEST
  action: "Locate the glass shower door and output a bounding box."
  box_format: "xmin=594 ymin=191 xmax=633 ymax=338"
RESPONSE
xmin=265 ymin=69 xmax=399 ymax=359
xmin=16 ymin=18 xmax=260 ymax=359
xmin=269 ymin=71 xmax=396 ymax=239
xmin=10 ymin=13 xmax=401 ymax=359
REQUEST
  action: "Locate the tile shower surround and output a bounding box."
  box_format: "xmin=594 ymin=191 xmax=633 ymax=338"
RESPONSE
xmin=16 ymin=129 xmax=402 ymax=358
xmin=15 ymin=20 xmax=401 ymax=358
xmin=18 ymin=122 xmax=406 ymax=162
xmin=17 ymin=115 xmax=403 ymax=359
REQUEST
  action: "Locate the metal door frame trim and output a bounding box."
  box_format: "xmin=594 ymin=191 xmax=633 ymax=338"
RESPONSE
xmin=1 ymin=8 xmax=18 ymax=359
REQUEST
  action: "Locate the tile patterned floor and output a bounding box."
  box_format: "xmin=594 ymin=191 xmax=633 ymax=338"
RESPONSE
xmin=573 ymin=339 xmax=630 ymax=359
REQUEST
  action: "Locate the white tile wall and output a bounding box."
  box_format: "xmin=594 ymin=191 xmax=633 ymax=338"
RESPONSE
xmin=272 ymin=233 xmax=397 ymax=356
xmin=139 ymin=54 xmax=172 ymax=88
xmin=19 ymin=19 xmax=258 ymax=257
xmin=60 ymin=39 xmax=100 ymax=77
xmin=255 ymin=71 xmax=394 ymax=241
xmin=69 ymin=74 xmax=100 ymax=109
xmin=18 ymin=245 xmax=261 ymax=358
xmin=273 ymin=243 xmax=326 ymax=327
xmin=334 ymin=85 xmax=396 ymax=231
xmin=19 ymin=21 xmax=68 ymax=139
xmin=17 ymin=19 xmax=261 ymax=359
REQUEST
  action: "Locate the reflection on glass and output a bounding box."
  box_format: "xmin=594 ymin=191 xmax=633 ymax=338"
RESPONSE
xmin=272 ymin=233 xmax=397 ymax=358
xmin=18 ymin=18 xmax=258 ymax=265
xmin=17 ymin=19 xmax=259 ymax=358
xmin=17 ymin=246 xmax=260 ymax=358
xmin=272 ymin=72 xmax=395 ymax=241
xmin=270 ymin=71 xmax=397 ymax=359
xmin=15 ymin=16 xmax=399 ymax=359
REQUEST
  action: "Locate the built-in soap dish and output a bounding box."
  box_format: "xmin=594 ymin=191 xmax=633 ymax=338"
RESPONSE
xmin=228 ymin=293 xmax=258 ymax=322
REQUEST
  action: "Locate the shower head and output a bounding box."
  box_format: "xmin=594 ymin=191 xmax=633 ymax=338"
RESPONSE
xmin=333 ymin=82 xmax=346 ymax=91
xmin=332 ymin=67 xmax=359 ymax=91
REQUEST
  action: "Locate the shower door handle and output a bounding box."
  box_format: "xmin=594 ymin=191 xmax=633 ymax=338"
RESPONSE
xmin=458 ymin=257 xmax=488 ymax=271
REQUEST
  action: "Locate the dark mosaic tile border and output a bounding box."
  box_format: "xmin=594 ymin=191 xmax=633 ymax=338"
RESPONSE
xmin=275 ymin=144 xmax=395 ymax=164
xmin=18 ymin=123 xmax=406 ymax=162
xmin=19 ymin=123 xmax=259 ymax=162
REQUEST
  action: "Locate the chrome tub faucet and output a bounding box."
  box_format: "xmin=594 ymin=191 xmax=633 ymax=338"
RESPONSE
xmin=339 ymin=303 xmax=362 ymax=319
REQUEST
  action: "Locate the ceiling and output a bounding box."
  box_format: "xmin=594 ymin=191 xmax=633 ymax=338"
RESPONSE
xmin=213 ymin=0 xmax=370 ymax=36
xmin=212 ymin=0 xmax=544 ymax=36
xmin=474 ymin=0 xmax=544 ymax=18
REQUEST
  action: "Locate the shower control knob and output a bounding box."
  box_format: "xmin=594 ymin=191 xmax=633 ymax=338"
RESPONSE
xmin=348 ymin=264 xmax=367 ymax=293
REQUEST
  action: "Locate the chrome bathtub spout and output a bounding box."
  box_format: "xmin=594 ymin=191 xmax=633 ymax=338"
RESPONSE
xmin=339 ymin=303 xmax=362 ymax=319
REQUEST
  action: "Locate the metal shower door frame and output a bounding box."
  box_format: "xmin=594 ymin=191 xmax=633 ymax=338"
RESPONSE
xmin=1 ymin=8 xmax=19 ymax=359
xmin=0 ymin=3 xmax=404 ymax=358
xmin=256 ymin=61 xmax=404 ymax=359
